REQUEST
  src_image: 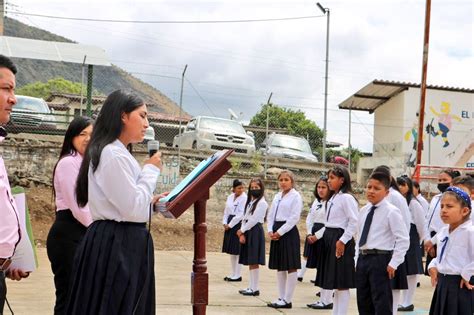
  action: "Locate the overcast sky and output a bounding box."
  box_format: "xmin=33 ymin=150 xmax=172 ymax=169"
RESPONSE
xmin=6 ymin=0 xmax=473 ymax=152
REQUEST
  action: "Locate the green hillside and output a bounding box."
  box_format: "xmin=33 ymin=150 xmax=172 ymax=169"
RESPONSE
xmin=4 ymin=17 xmax=184 ymax=116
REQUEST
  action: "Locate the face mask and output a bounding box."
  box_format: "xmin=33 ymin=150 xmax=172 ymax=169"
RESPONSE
xmin=249 ymin=189 xmax=262 ymax=198
xmin=437 ymin=183 xmax=450 ymax=193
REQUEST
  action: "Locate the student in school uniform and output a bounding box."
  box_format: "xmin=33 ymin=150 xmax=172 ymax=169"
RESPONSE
xmin=305 ymin=176 xmax=335 ymax=310
xmin=452 ymin=176 xmax=474 ymax=221
xmin=315 ymin=166 xmax=358 ymax=314
xmin=266 ymin=170 xmax=303 ymax=309
xmin=413 ymin=180 xmax=430 ymax=215
xmin=372 ymin=165 xmax=411 ymax=313
xmin=396 ymin=176 xmax=428 ymax=312
xmin=236 ymin=178 xmax=268 ymax=296
xmin=356 ymin=172 xmax=409 ymax=315
xmin=424 ymin=170 xmax=461 ymax=275
xmin=222 ymin=179 xmax=247 ymax=282
xmin=428 ymin=186 xmax=474 ymax=315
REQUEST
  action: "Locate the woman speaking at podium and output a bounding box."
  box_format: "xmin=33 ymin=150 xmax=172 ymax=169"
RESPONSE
xmin=67 ymin=90 xmax=163 ymax=315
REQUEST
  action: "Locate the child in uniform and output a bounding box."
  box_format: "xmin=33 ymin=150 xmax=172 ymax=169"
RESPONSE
xmin=428 ymin=186 xmax=473 ymax=315
xmin=222 ymin=179 xmax=247 ymax=282
xmin=266 ymin=170 xmax=303 ymax=309
xmin=305 ymin=176 xmax=334 ymax=310
xmin=356 ymin=172 xmax=409 ymax=314
xmin=315 ymin=166 xmax=358 ymax=314
xmin=237 ymin=178 xmax=268 ymax=296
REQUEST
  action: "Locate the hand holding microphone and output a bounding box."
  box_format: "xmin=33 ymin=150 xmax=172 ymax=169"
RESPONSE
xmin=145 ymin=140 xmax=163 ymax=171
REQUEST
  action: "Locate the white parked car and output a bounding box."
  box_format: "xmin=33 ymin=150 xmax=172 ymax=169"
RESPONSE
xmin=260 ymin=133 xmax=318 ymax=162
xmin=9 ymin=95 xmax=57 ymax=130
xmin=173 ymin=116 xmax=255 ymax=155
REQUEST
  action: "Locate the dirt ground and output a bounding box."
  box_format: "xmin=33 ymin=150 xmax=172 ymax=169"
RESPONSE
xmin=26 ymin=186 xmax=311 ymax=252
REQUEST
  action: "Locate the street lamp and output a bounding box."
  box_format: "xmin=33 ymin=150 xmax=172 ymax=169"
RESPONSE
xmin=317 ymin=2 xmax=330 ymax=163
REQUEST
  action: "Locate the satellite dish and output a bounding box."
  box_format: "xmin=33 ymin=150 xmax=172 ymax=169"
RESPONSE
xmin=228 ymin=108 xmax=239 ymax=120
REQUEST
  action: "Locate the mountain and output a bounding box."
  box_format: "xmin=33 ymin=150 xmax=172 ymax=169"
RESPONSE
xmin=4 ymin=17 xmax=187 ymax=116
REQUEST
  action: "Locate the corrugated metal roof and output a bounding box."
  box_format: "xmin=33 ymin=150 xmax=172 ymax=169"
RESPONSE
xmin=0 ymin=36 xmax=110 ymax=66
xmin=338 ymin=79 xmax=474 ymax=113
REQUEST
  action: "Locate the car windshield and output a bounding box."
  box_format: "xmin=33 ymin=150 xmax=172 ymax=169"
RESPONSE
xmin=14 ymin=97 xmax=49 ymax=113
xmin=270 ymin=136 xmax=312 ymax=153
xmin=199 ymin=117 xmax=245 ymax=134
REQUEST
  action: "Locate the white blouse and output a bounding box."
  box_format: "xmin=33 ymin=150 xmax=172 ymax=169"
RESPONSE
xmin=222 ymin=192 xmax=247 ymax=228
xmin=409 ymin=198 xmax=428 ymax=242
xmin=387 ymin=187 xmax=411 ymax=231
xmin=428 ymin=220 xmax=474 ymax=282
xmin=240 ymin=198 xmax=268 ymax=233
xmin=266 ymin=188 xmax=303 ymax=236
xmin=88 ymin=140 xmax=160 ymax=223
xmin=305 ymin=199 xmax=326 ymax=239
xmin=426 ymin=194 xmax=443 ymax=236
xmin=325 ymin=191 xmax=358 ymax=244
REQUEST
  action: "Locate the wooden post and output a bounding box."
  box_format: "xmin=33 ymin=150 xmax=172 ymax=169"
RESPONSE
xmin=191 ymin=191 xmax=209 ymax=315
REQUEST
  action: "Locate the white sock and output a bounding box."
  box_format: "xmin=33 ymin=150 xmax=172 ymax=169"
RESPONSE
xmin=333 ymin=291 xmax=339 ymax=314
xmin=392 ymin=290 xmax=400 ymax=314
xmin=277 ymin=271 xmax=287 ymax=300
xmin=234 ymin=261 xmax=242 ymax=278
xmin=336 ymin=290 xmax=350 ymax=314
xmin=321 ymin=289 xmax=334 ymax=305
xmin=402 ymin=275 xmax=417 ymax=306
xmin=229 ymin=255 xmax=237 ymax=277
xmin=247 ymin=269 xmax=253 ymax=290
xmin=284 ymin=271 xmax=298 ymax=303
xmin=250 ymin=269 xmax=259 ymax=291
xmin=298 ymin=261 xmax=307 ymax=278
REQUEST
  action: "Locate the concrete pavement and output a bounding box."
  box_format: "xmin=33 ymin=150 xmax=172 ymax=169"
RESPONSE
xmin=6 ymin=249 xmax=433 ymax=314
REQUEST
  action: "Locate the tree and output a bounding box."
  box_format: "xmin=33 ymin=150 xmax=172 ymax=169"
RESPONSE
xmin=16 ymin=77 xmax=88 ymax=99
xmin=249 ymin=104 xmax=323 ymax=152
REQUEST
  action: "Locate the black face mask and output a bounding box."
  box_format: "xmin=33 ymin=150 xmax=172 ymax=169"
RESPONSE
xmin=249 ymin=189 xmax=263 ymax=198
xmin=437 ymin=183 xmax=450 ymax=193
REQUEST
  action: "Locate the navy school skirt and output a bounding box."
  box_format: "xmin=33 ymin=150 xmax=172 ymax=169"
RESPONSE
xmin=429 ymin=274 xmax=474 ymax=315
xmin=239 ymin=223 xmax=265 ymax=266
xmin=66 ymin=220 xmax=155 ymax=315
xmin=222 ymin=215 xmax=241 ymax=255
xmin=405 ymin=224 xmax=424 ymax=275
xmin=315 ymin=227 xmax=356 ymax=289
xmin=268 ymin=221 xmax=301 ymax=271
xmin=305 ymin=223 xmax=325 ymax=269
xmin=391 ymin=259 xmax=408 ymax=290
xmin=425 ymin=231 xmax=437 ymax=276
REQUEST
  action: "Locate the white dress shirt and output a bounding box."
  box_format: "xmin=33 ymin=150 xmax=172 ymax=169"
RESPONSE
xmin=222 ymin=192 xmax=247 ymax=228
xmin=266 ymin=188 xmax=303 ymax=236
xmin=428 ymin=220 xmax=474 ymax=282
xmin=416 ymin=194 xmax=430 ymax=215
xmin=425 ymin=194 xmax=443 ymax=242
xmin=325 ymin=191 xmax=359 ymax=244
xmin=410 ymin=198 xmax=429 ymax=242
xmin=356 ymin=199 xmax=410 ymax=269
xmin=387 ymin=187 xmax=411 ymax=231
xmin=305 ymin=199 xmax=326 ymax=239
xmin=240 ymin=198 xmax=268 ymax=233
xmin=88 ymin=140 xmax=160 ymax=223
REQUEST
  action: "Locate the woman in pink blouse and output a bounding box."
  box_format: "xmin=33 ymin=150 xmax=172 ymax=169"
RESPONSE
xmin=46 ymin=116 xmax=93 ymax=315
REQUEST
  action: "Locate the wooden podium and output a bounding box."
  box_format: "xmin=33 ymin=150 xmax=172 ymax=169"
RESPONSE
xmin=157 ymin=149 xmax=234 ymax=315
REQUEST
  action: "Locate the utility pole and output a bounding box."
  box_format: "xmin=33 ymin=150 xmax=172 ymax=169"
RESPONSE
xmin=177 ymin=64 xmax=188 ymax=174
xmin=348 ymin=109 xmax=352 ymax=171
xmin=317 ymin=3 xmax=330 ymax=164
xmin=264 ymin=92 xmax=273 ymax=179
xmin=414 ymin=0 xmax=432 ymax=181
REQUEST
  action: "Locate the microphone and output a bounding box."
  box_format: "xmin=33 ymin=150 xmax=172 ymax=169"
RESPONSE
xmin=147 ymin=140 xmax=160 ymax=157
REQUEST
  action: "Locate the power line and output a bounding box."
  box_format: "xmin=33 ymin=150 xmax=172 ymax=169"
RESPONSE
xmin=184 ymin=77 xmax=216 ymax=116
xmin=6 ymin=10 xmax=324 ymax=24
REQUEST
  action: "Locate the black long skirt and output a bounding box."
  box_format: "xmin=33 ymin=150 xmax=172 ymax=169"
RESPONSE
xmin=305 ymin=223 xmax=325 ymax=269
xmin=391 ymin=260 xmax=408 ymax=290
xmin=239 ymin=223 xmax=265 ymax=266
xmin=46 ymin=210 xmax=87 ymax=315
xmin=315 ymin=227 xmax=356 ymax=289
xmin=429 ymin=274 xmax=474 ymax=315
xmin=268 ymin=221 xmax=301 ymax=271
xmin=222 ymin=215 xmax=241 ymax=255
xmin=425 ymin=231 xmax=437 ymax=276
xmin=66 ymin=220 xmax=155 ymax=315
xmin=405 ymin=224 xmax=424 ymax=275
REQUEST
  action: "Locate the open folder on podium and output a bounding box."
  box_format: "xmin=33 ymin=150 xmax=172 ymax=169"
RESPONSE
xmin=155 ymin=149 xmax=233 ymax=218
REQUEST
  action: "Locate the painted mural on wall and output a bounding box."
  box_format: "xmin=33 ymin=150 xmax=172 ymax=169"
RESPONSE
xmin=425 ymin=102 xmax=462 ymax=148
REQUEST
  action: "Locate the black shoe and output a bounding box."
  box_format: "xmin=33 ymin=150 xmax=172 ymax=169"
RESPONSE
xmin=297 ymin=277 xmax=303 ymax=282
xmin=417 ymin=282 xmax=421 ymax=287
xmin=242 ymin=289 xmax=260 ymax=296
xmin=315 ymin=291 xmax=321 ymax=297
xmin=226 ymin=277 xmax=242 ymax=282
xmin=308 ymin=302 xmax=333 ymax=310
xmin=238 ymin=288 xmax=248 ymax=294
xmin=310 ymin=279 xmax=316 ymax=284
xmin=267 ymin=301 xmax=292 ymax=309
xmin=398 ymin=304 xmax=414 ymax=312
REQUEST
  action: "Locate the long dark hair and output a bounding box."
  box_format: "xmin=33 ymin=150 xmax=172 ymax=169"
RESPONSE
xmin=396 ymin=176 xmax=415 ymax=205
xmin=244 ymin=178 xmax=265 ymax=215
xmin=328 ymin=165 xmax=353 ymax=194
xmin=313 ymin=176 xmax=333 ymax=202
xmin=441 ymin=169 xmax=461 ymax=180
xmin=52 ymin=116 xmax=93 ymax=198
xmin=76 ymin=90 xmax=145 ymax=207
